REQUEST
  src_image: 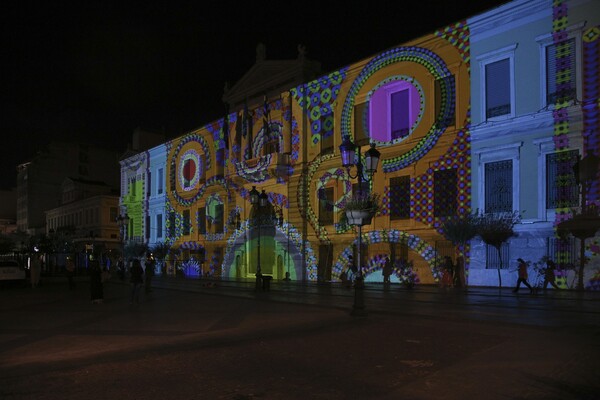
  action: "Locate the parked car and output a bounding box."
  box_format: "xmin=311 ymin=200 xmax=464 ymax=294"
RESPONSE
xmin=0 ymin=260 xmax=27 ymax=286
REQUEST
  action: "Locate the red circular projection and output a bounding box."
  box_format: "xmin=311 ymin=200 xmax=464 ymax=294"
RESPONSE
xmin=183 ymin=159 xmax=196 ymax=181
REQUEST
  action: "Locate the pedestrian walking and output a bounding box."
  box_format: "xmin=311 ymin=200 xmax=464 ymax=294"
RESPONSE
xmin=144 ymin=254 xmax=155 ymax=293
xmin=30 ymin=253 xmax=42 ymax=288
xmin=89 ymin=255 xmax=104 ymax=303
xmin=117 ymin=257 xmax=125 ymax=281
xmin=513 ymin=258 xmax=533 ymax=293
xmin=382 ymin=256 xmax=392 ymax=284
xmin=543 ymin=259 xmax=560 ymax=291
xmin=442 ymin=256 xmax=454 ymax=288
xmin=130 ymin=259 xmax=144 ymax=304
xmin=65 ymin=256 xmax=76 ymax=290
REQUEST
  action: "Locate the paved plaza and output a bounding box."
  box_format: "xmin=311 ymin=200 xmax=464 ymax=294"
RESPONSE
xmin=0 ymin=276 xmax=598 ymax=399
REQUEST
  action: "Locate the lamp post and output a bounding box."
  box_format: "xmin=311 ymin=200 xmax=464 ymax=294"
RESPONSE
xmin=116 ymin=213 xmax=130 ymax=259
xmin=339 ymin=136 xmax=380 ymax=316
xmin=249 ymin=186 xmax=269 ymax=291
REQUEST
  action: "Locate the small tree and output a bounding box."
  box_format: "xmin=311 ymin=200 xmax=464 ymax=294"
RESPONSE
xmin=440 ymin=213 xmax=478 ymax=286
xmin=124 ymin=242 xmax=149 ymax=261
xmin=474 ymin=211 xmax=521 ymax=288
xmin=151 ymin=241 xmax=171 ymax=272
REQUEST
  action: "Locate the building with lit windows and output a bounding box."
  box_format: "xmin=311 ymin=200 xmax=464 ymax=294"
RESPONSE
xmin=119 ymin=0 xmax=600 ymax=289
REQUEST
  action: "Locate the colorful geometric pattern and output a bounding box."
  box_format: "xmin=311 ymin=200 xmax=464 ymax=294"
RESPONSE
xmin=435 ymin=21 xmax=471 ymax=71
xmin=222 ymin=220 xmax=318 ymax=280
xmin=366 ymin=75 xmax=426 ymax=145
xmin=168 ymin=133 xmax=211 ymax=207
xmin=331 ymin=229 xmax=443 ymax=282
xmin=339 ymin=46 xmax=455 ymax=173
xmin=290 ymin=68 xmax=348 ymax=146
xmin=552 ymin=0 xmax=575 ymax=272
xmin=316 ymin=168 xmax=353 ymax=211
xmin=251 ymin=122 xmax=283 ymax=158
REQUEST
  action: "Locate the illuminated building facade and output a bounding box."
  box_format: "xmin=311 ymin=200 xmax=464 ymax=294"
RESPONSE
xmin=468 ymin=0 xmax=600 ymax=288
xmin=119 ymin=0 xmax=600 ymax=288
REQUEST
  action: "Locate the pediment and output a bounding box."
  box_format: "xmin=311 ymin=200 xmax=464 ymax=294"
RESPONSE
xmin=224 ymin=58 xmax=321 ymax=109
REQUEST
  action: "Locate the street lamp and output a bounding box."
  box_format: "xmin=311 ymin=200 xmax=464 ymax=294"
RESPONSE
xmin=249 ymin=186 xmax=269 ymax=291
xmin=116 ymin=213 xmax=130 ymax=258
xmin=339 ymin=136 xmax=380 ymax=316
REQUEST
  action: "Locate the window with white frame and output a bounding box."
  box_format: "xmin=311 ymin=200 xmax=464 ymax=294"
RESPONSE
xmin=485 ymin=160 xmax=513 ymax=213
xmin=546 ymin=150 xmax=579 ymax=209
xmin=157 ymin=168 xmax=163 ymax=195
xmin=156 ymin=214 xmax=162 ymax=239
xmin=485 ymin=59 xmax=510 ymax=119
xmin=545 ymin=38 xmax=577 ymax=105
xmin=537 ymin=22 xmax=583 ymax=109
xmin=475 ymin=142 xmax=522 ymax=214
xmin=477 ymin=44 xmax=516 ymax=121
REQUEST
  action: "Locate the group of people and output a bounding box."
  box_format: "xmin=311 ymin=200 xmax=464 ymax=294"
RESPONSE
xmin=512 ymin=258 xmax=560 ymax=293
xmin=440 ymin=256 xmax=466 ymax=288
xmin=84 ymin=253 xmax=156 ymax=304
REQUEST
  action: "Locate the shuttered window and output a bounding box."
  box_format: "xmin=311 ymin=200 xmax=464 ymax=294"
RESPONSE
xmin=389 ymin=176 xmax=411 ymax=220
xmin=546 ymin=38 xmax=576 ymax=104
xmin=546 ymin=150 xmax=579 ymax=208
xmin=485 ymin=59 xmax=510 ymax=119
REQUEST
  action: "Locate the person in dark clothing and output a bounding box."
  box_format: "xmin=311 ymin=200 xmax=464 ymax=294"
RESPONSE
xmin=382 ymin=256 xmax=392 ymax=284
xmin=543 ymin=259 xmax=560 ymax=291
xmin=65 ymin=256 xmax=76 ymax=290
xmin=117 ymin=257 xmax=125 ymax=281
xmin=144 ymin=254 xmax=155 ymax=293
xmin=513 ymin=258 xmax=533 ymax=293
xmin=89 ymin=255 xmax=104 ymax=303
xmin=129 ymin=259 xmax=144 ymax=304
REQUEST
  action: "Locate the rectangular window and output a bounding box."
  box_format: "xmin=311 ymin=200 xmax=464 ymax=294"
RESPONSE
xmin=485 ymin=160 xmax=513 ymax=213
xmin=156 ymin=214 xmax=162 ymax=238
xmin=391 ymin=89 xmax=410 ymax=140
xmin=319 ymin=187 xmax=334 ymax=225
xmin=157 ymin=168 xmax=164 ymax=195
xmin=183 ymin=209 xmax=190 ymax=235
xmin=389 ymin=176 xmax=410 ymax=220
xmin=485 ymin=59 xmax=510 ymax=119
xmin=168 ymin=212 xmax=176 ymax=237
xmin=215 ymin=204 xmax=224 ymax=233
xmin=147 ymin=171 xmax=151 ymax=197
xmin=198 ymin=207 xmax=206 ymax=234
xmin=546 ymin=150 xmax=579 ymax=208
xmin=486 ymin=243 xmax=509 ymax=269
xmin=145 ymin=215 xmax=151 ymax=239
xmin=320 ymin=113 xmax=334 ymax=155
xmin=546 ymin=38 xmax=576 ymax=105
xmin=434 ymin=169 xmax=457 ymax=217
xmin=354 ymin=103 xmax=369 ymax=147
xmin=109 ymin=207 xmax=117 ymax=223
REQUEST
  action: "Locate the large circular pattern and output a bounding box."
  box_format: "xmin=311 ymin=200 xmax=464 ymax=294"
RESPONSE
xmin=367 ymin=76 xmax=425 ymax=145
xmin=340 ymin=46 xmax=455 ymax=173
xmin=179 ymin=149 xmax=201 ymax=191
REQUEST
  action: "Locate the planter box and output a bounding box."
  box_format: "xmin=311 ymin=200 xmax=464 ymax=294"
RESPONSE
xmin=346 ymin=210 xmax=373 ymax=226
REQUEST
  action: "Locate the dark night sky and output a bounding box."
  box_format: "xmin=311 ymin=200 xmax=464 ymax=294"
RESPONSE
xmin=1 ymin=0 xmax=507 ymax=190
